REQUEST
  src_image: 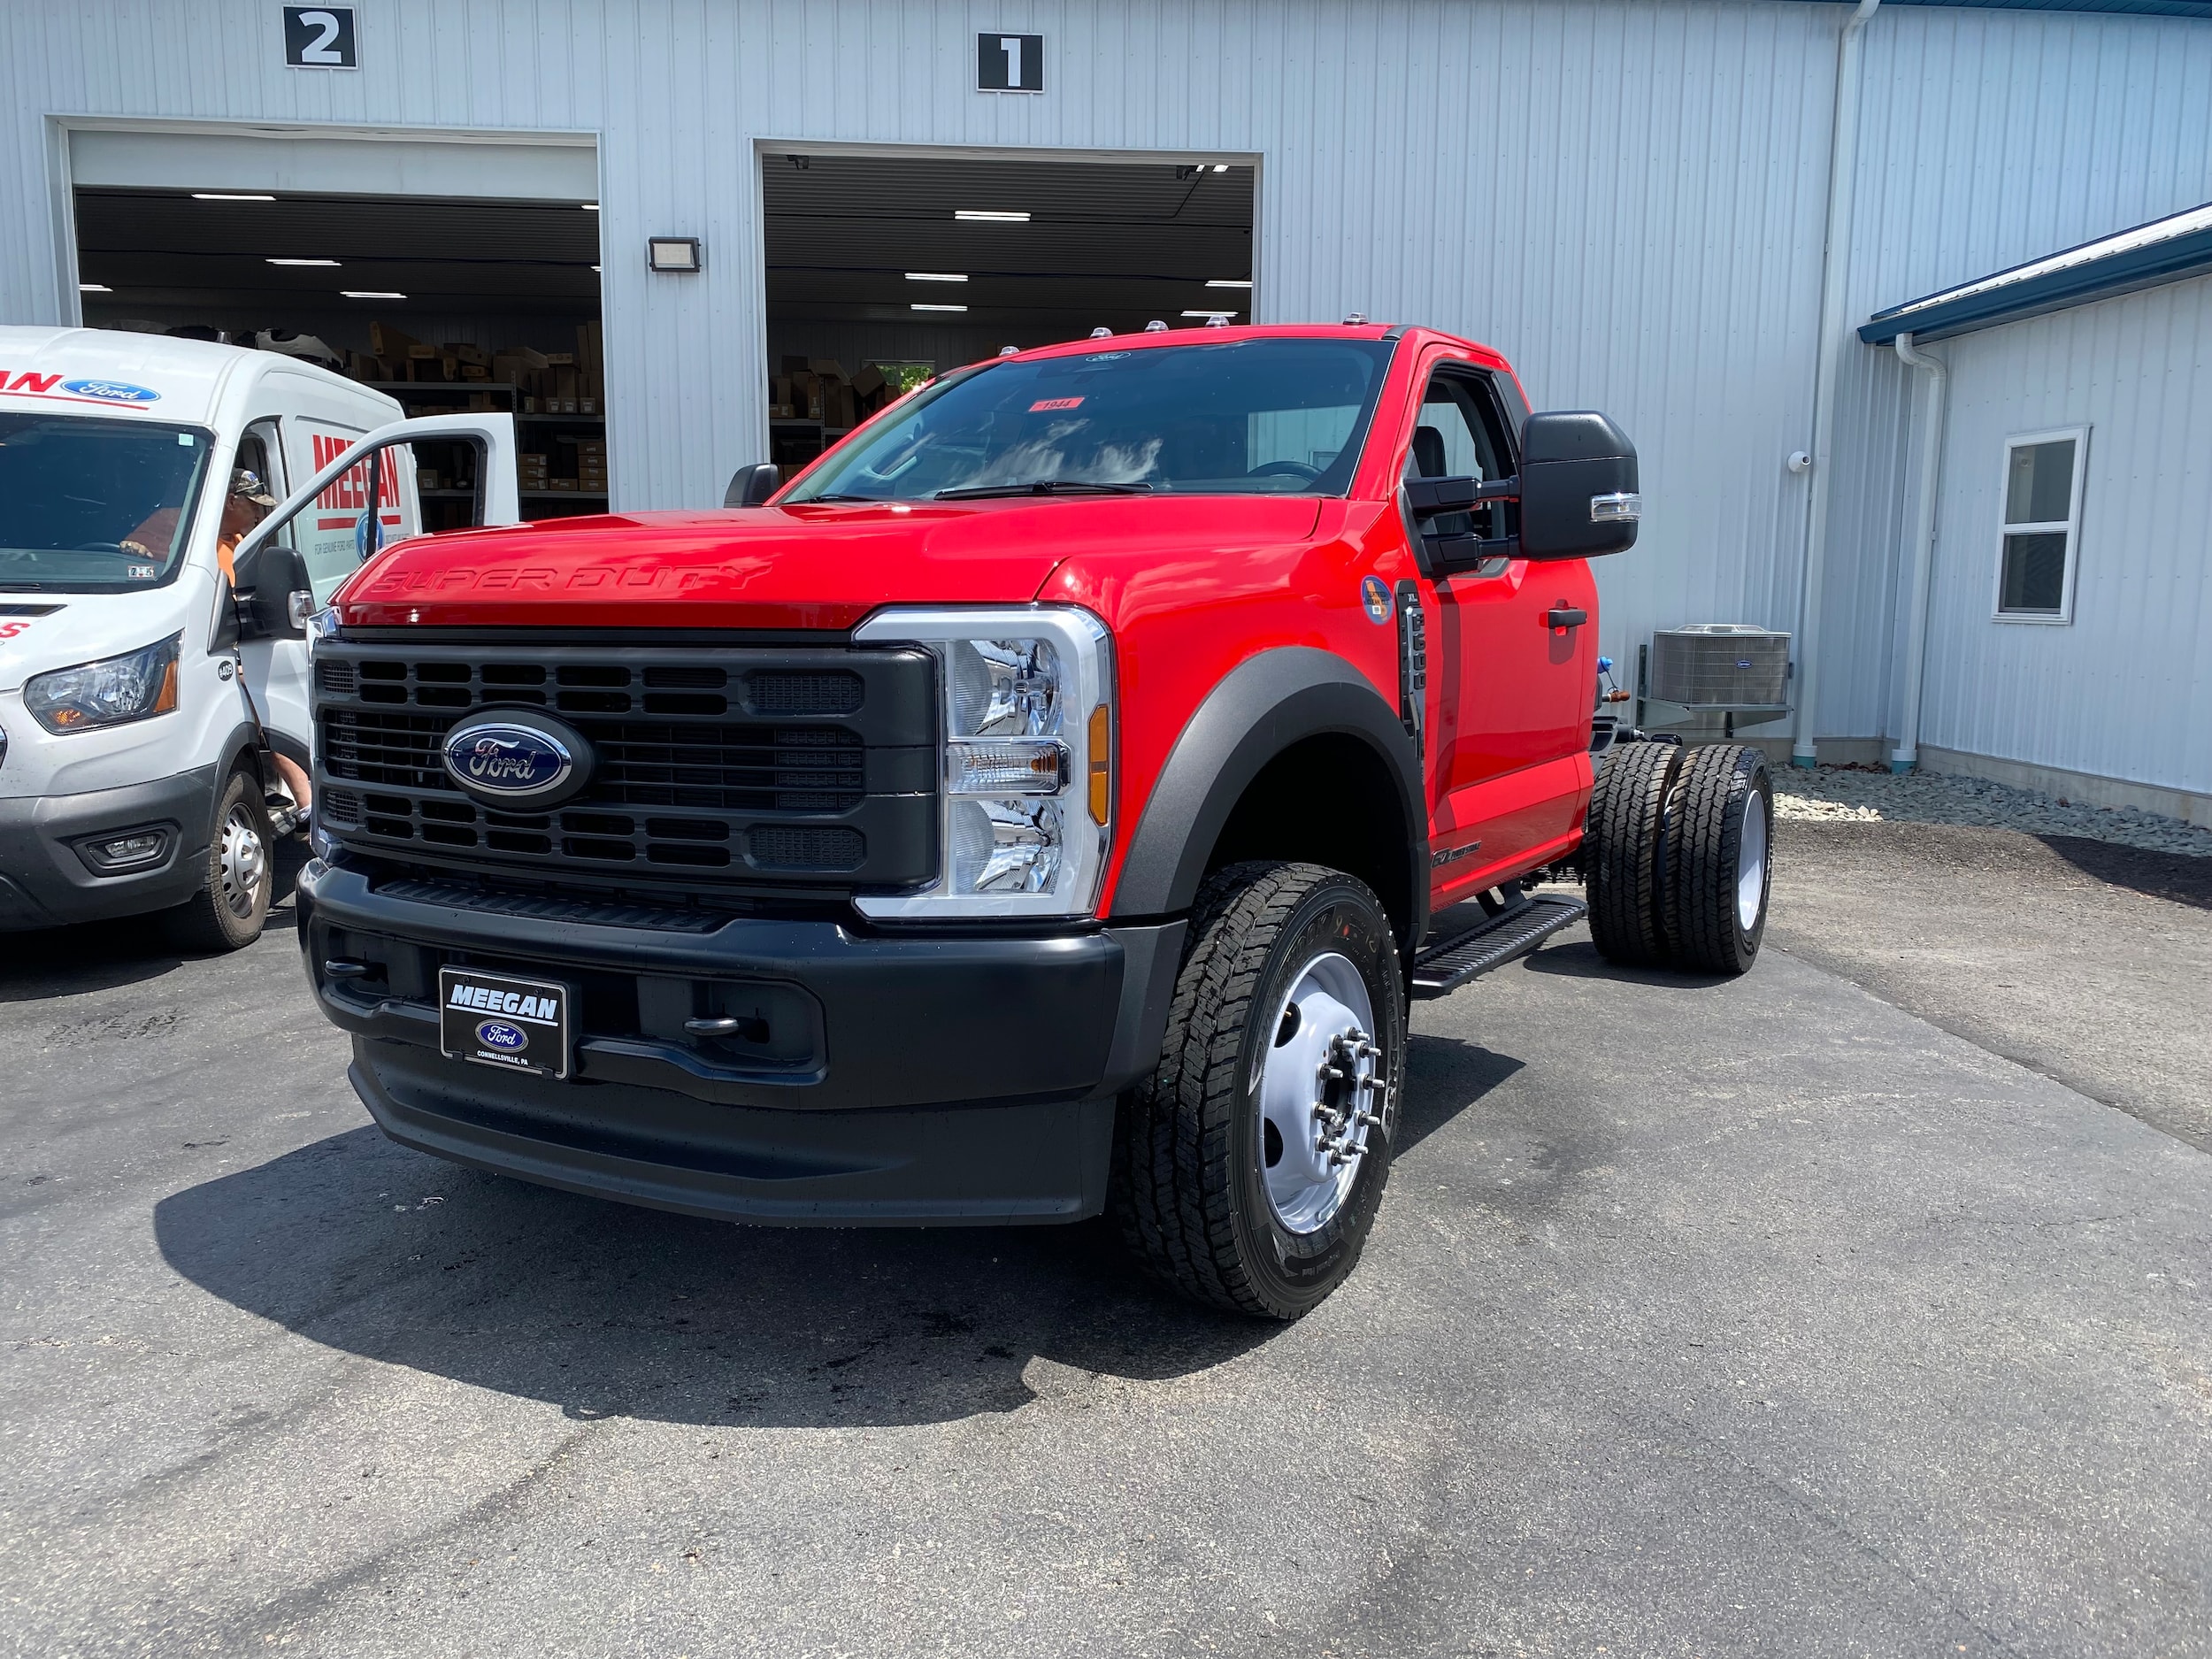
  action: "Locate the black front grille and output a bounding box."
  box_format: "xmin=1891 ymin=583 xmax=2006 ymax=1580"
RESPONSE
xmin=313 ymin=639 xmax=936 ymax=895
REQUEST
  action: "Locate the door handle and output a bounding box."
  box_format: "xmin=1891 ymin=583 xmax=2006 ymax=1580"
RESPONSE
xmin=1546 ymin=606 xmax=1588 ymax=629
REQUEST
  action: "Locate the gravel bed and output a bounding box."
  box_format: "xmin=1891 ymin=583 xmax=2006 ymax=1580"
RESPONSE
xmin=1770 ymin=764 xmax=2212 ymax=858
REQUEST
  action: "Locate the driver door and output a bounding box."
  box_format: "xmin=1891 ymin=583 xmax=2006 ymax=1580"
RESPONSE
xmin=1411 ymin=362 xmax=1597 ymax=904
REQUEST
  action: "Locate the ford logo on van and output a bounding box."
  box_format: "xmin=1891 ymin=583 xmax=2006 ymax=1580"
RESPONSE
xmin=475 ymin=1019 xmax=529 ymax=1051
xmin=60 ymin=379 xmax=159 ymax=404
xmin=440 ymin=715 xmax=592 ymax=807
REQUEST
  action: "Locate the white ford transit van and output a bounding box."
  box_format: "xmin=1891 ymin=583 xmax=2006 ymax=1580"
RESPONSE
xmin=0 ymin=326 xmax=515 ymax=948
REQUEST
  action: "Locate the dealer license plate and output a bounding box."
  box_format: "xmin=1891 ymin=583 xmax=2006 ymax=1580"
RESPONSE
xmin=438 ymin=965 xmax=573 ymax=1079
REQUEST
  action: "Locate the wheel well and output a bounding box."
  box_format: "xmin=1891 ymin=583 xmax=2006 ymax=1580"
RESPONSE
xmin=1202 ymin=733 xmax=1417 ymax=949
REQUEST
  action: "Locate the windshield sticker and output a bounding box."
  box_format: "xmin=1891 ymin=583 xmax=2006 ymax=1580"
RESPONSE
xmin=1083 ymin=351 xmax=1129 ymax=362
xmin=1361 ymin=574 xmax=1394 ymax=624
xmin=128 ymin=564 xmax=157 ymax=580
xmin=1029 ymin=396 xmax=1084 ymax=411
xmin=0 ymin=370 xmax=161 ymax=410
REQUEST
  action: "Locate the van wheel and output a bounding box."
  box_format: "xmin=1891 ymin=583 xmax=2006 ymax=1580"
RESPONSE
xmin=1663 ymin=744 xmax=1772 ymax=974
xmin=168 ymin=767 xmax=273 ymax=952
xmin=1586 ymin=740 xmax=1685 ymax=965
xmin=1112 ymin=861 xmax=1406 ymax=1320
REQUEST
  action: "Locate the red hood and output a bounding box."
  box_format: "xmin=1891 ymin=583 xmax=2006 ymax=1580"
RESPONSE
xmin=336 ymin=496 xmax=1325 ymax=630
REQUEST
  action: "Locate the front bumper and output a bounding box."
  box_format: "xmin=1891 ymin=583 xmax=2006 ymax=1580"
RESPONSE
xmin=297 ymin=860 xmax=1184 ymax=1225
xmin=0 ymin=764 xmax=217 ymax=930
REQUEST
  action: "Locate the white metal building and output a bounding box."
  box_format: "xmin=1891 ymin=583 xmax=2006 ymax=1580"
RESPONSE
xmin=4 ymin=0 xmax=2208 ymax=819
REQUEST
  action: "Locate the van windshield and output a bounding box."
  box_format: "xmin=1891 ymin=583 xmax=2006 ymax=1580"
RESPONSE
xmin=0 ymin=413 xmax=217 ymax=592
xmin=784 ymin=337 xmax=1396 ymax=503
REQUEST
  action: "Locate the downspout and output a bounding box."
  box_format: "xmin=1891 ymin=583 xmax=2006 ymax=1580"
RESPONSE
xmin=1789 ymin=0 xmax=1882 ymax=768
xmin=1889 ymin=329 xmax=1947 ymax=772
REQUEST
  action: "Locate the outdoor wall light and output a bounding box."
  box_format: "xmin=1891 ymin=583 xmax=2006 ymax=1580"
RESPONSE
xmin=648 ymin=238 xmax=702 ymax=273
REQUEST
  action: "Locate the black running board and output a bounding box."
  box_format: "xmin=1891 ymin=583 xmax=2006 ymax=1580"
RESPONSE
xmin=1411 ymin=894 xmax=1588 ymax=999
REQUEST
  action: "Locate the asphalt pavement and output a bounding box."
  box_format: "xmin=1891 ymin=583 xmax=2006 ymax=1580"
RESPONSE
xmin=2 ymin=832 xmax=2208 ymax=1657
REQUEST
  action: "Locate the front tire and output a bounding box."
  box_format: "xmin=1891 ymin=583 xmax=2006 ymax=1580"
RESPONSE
xmin=1112 ymin=861 xmax=1407 ymax=1320
xmin=167 ymin=765 xmax=273 ymax=952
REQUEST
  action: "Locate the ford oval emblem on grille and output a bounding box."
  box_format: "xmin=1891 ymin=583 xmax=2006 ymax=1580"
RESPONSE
xmin=441 ymin=713 xmax=593 ymax=807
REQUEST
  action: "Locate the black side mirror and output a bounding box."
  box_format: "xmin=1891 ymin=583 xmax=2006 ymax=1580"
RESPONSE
xmin=240 ymin=546 xmax=312 ymax=639
xmin=724 ymin=462 xmax=780 ymax=508
xmin=1517 ymin=411 xmax=1640 ymax=560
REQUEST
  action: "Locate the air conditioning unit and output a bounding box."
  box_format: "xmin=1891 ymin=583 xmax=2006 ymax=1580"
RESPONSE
xmin=1648 ymin=624 xmax=1790 ymax=712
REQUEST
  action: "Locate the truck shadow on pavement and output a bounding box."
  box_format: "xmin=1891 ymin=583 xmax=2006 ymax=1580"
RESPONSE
xmin=150 ymin=1033 xmax=1522 ymax=1431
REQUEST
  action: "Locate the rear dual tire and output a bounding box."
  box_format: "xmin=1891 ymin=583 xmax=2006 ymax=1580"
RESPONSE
xmin=1586 ymin=741 xmax=1771 ymax=976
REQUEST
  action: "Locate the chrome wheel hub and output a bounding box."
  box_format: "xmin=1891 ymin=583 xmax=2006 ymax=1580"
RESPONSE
xmin=217 ymin=804 xmax=267 ymax=919
xmin=1255 ymin=952 xmax=1383 ymax=1234
xmin=1737 ymin=789 xmax=1768 ymax=934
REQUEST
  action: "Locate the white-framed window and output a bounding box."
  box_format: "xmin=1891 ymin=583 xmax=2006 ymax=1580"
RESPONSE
xmin=1993 ymin=426 xmax=2087 ymax=622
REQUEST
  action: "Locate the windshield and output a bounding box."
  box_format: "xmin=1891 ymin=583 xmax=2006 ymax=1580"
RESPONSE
xmin=0 ymin=413 xmax=217 ymax=593
xmin=786 ymin=338 xmax=1396 ymax=503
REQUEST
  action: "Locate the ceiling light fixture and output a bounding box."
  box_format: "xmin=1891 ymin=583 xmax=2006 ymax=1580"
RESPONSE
xmin=581 ymin=202 xmax=600 ymax=211
xmin=1182 ymin=310 xmax=1237 ymax=319
xmin=79 ymin=282 xmax=111 ymax=293
xmin=266 ymin=257 xmax=341 ymax=266
xmin=1206 ymin=279 xmax=1253 ymax=289
xmin=1212 ymin=164 xmax=1229 ymax=173
xmin=191 ymin=192 xmax=276 ymax=202
xmin=905 ymin=272 xmax=969 ymax=282
xmin=340 ymin=290 xmax=406 ymax=299
xmin=911 ymin=303 xmax=969 ymax=312
xmin=954 ymin=210 xmax=1028 ymax=222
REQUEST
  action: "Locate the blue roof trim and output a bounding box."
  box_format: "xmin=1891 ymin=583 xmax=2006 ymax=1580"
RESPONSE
xmin=1861 ymin=208 xmax=2212 ymax=342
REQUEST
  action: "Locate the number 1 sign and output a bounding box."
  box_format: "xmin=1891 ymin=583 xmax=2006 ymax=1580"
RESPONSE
xmin=976 ymin=33 xmax=1044 ymax=93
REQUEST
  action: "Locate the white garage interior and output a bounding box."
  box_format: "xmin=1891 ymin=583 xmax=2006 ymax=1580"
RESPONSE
xmin=760 ymin=150 xmax=1255 ymax=471
xmin=65 ymin=129 xmax=607 ymax=526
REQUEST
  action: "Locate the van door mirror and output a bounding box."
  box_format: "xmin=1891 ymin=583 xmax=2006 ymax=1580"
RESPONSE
xmin=234 ymin=412 xmax=522 ymax=603
xmin=1517 ymin=411 xmax=1640 ymax=561
xmin=725 ymin=461 xmax=779 ymax=508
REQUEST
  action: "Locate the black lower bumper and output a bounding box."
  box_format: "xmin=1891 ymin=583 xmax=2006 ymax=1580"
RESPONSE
xmin=298 ymin=860 xmax=1184 ymax=1225
xmin=0 ymin=764 xmax=217 ymax=931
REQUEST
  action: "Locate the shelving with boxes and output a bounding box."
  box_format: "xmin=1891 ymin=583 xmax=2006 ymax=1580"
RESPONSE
xmin=348 ymin=320 xmax=610 ymax=526
xmin=766 ymin=357 xmax=910 ymax=477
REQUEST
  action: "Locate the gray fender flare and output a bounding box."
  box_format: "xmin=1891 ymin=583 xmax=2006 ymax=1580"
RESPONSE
xmin=1111 ymin=646 xmax=1429 ymax=949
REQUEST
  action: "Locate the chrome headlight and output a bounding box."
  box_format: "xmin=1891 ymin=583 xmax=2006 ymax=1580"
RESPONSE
xmin=23 ymin=633 xmax=182 ymax=734
xmin=854 ymin=606 xmax=1114 ymax=919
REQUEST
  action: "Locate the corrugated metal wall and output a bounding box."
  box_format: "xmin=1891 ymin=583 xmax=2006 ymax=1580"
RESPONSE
xmin=1832 ymin=3 xmax=2212 ymax=745
xmin=3 ymin=0 xmax=2210 ymax=779
xmin=1911 ymin=274 xmax=2212 ymax=795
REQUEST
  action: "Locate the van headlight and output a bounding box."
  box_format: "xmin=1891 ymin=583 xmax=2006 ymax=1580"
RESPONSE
xmin=24 ymin=633 xmax=182 ymax=733
xmin=854 ymin=606 xmax=1113 ymax=918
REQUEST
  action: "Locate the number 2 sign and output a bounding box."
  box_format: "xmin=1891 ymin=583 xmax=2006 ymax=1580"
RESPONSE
xmin=976 ymin=33 xmax=1044 ymax=94
xmin=282 ymin=6 xmax=357 ymax=69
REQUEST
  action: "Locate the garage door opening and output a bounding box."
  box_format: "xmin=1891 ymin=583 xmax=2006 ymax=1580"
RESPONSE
xmin=73 ymin=183 xmax=606 ymax=526
xmin=761 ymin=150 xmax=1256 ymax=472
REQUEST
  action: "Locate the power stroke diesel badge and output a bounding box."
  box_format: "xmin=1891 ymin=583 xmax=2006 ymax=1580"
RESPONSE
xmin=440 ymin=711 xmax=593 ymax=808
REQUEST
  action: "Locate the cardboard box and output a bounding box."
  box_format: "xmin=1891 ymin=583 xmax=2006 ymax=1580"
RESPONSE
xmin=851 ymin=364 xmax=887 ymax=399
xmin=446 ymin=342 xmax=488 ymax=366
xmin=371 ymin=322 xmax=422 ymax=359
xmin=809 ymin=357 xmax=849 ymax=383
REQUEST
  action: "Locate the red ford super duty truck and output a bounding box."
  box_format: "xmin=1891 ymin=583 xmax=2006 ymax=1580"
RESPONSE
xmin=295 ymin=323 xmax=1773 ymax=1318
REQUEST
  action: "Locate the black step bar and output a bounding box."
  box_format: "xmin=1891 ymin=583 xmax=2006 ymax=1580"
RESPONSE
xmin=1411 ymin=887 xmax=1588 ymax=1000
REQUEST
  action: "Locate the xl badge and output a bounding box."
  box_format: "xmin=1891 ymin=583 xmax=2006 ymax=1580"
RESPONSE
xmin=441 ymin=712 xmax=592 ymax=807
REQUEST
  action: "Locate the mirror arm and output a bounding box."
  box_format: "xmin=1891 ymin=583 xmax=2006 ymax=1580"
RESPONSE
xmin=1407 ymin=476 xmax=1518 ymax=520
